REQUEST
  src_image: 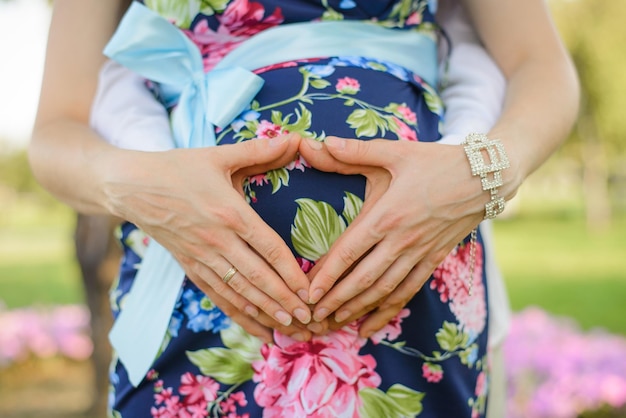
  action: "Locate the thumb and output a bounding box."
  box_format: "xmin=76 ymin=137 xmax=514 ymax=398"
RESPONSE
xmin=324 ymin=136 xmax=398 ymax=168
xmin=219 ymin=133 xmax=300 ymax=172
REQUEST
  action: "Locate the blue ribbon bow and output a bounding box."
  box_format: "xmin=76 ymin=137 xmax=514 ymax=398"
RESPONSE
xmin=104 ymin=2 xmax=264 ymax=148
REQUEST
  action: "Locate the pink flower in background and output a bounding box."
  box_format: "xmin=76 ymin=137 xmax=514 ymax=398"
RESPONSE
xmin=252 ymin=325 xmax=380 ymax=417
xmin=335 ymin=77 xmax=360 ymax=94
xmin=0 ymin=304 xmax=92 ymax=366
xmin=505 ymin=307 xmax=626 ymax=418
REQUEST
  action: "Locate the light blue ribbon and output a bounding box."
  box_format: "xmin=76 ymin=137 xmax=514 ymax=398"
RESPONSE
xmin=105 ymin=2 xmax=438 ymax=387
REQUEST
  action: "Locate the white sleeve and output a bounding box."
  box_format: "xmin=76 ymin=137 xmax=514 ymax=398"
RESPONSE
xmin=437 ymin=2 xmax=506 ymax=146
xmin=437 ymin=2 xmax=511 ymax=349
xmin=89 ymin=60 xmax=175 ymax=152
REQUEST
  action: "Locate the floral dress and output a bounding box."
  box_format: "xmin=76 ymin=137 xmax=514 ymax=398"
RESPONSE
xmin=109 ymin=1 xmax=490 ymax=417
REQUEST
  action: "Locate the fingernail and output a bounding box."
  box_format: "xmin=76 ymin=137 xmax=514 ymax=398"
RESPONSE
xmin=291 ymin=333 xmax=307 ymax=342
xmin=309 ymin=288 xmax=325 ymax=304
xmin=325 ymin=136 xmax=345 ymax=150
xmin=307 ymin=322 xmax=324 ymax=334
xmin=274 ymin=310 xmax=292 ymax=326
xmin=244 ymin=305 xmax=259 ymax=318
xmin=313 ymin=308 xmax=329 ymax=322
xmin=269 ymin=134 xmax=289 ymax=147
xmin=297 ymin=289 xmax=309 ymax=302
xmin=294 ymin=308 xmax=311 ymax=324
xmin=305 ymin=137 xmax=323 ymax=150
xmin=334 ymin=310 xmax=351 ymax=323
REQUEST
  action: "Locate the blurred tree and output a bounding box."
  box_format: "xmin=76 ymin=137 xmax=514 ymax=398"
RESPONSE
xmin=551 ymin=0 xmax=626 ymax=228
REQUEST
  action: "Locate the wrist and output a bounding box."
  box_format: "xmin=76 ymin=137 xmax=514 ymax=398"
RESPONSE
xmin=461 ymin=133 xmax=513 ymax=219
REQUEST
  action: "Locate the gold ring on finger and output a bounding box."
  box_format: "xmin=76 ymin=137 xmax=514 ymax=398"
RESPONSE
xmin=222 ymin=266 xmax=238 ymax=284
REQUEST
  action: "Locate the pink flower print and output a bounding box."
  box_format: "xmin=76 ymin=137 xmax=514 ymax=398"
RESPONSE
xmin=150 ymin=406 xmax=169 ymax=418
xmin=406 ymin=11 xmax=423 ymax=26
xmin=296 ymin=257 xmax=315 ymax=274
xmin=255 ymin=120 xmax=287 ymax=139
xmin=219 ymin=0 xmax=283 ymax=37
xmin=335 ymin=77 xmax=361 ymax=95
xmin=154 ymin=386 xmax=174 ymax=405
xmin=422 ymin=362 xmax=443 ymax=383
xmin=252 ymin=326 xmax=381 ymax=417
xmin=396 ymin=104 xmax=417 ymax=125
xmin=179 ymin=372 xmax=219 ymax=404
xmin=248 ymin=173 xmax=269 ymax=186
xmin=151 ymin=391 xmax=185 ymax=417
xmin=183 ymin=0 xmax=283 ymax=71
xmin=185 ymin=401 xmax=209 ymax=418
xmin=474 ymin=371 xmax=487 ymax=397
xmin=147 ymin=369 xmax=159 ymax=381
xmin=220 ymin=391 xmax=248 ymax=414
xmin=392 ymin=117 xmax=418 ymax=141
xmin=369 ymin=308 xmax=410 ymax=344
xmin=431 ymin=243 xmax=487 ymax=336
xmin=285 ymin=154 xmax=310 ymax=172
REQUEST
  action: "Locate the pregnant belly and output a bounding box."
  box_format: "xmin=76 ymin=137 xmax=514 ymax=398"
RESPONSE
xmin=215 ymin=59 xmax=440 ymax=261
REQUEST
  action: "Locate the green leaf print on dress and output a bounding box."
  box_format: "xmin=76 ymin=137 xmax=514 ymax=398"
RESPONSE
xmin=291 ymin=192 xmax=363 ymax=261
xmin=359 ymin=384 xmax=425 ymax=418
xmin=186 ymin=323 xmax=263 ymax=385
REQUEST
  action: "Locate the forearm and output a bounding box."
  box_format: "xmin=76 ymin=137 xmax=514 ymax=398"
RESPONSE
xmin=490 ymin=54 xmax=579 ymax=200
xmin=29 ymin=0 xmax=131 ymax=215
xmin=461 ymin=0 xmax=580 ymax=200
xmin=30 ymin=118 xmax=130 ymax=215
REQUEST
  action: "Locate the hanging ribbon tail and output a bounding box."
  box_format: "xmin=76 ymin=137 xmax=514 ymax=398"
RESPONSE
xmin=109 ymin=242 xmax=185 ymax=387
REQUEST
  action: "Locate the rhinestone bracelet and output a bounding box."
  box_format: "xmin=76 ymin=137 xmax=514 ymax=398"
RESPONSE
xmin=461 ymin=133 xmax=510 ymax=296
xmin=462 ymin=133 xmax=510 ymax=220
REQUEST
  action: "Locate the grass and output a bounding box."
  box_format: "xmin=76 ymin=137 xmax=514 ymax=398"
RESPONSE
xmin=1 ymin=195 xmax=625 ymax=335
xmin=0 ymin=200 xmax=84 ymax=309
xmin=493 ymin=213 xmax=626 ymax=334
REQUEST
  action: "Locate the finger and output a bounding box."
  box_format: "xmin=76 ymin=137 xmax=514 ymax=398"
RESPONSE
xmin=328 ymin=253 xmax=418 ymax=324
xmin=207 ymin=185 xmax=312 ymax=310
xmin=217 ymin=241 xmax=313 ymax=325
xmin=323 ymin=136 xmax=400 ymax=168
xmin=233 ymin=136 xmax=303 ymax=181
xmin=358 ymin=264 xmax=437 ymax=339
xmin=312 ymin=243 xmax=416 ymax=322
xmin=298 ymin=137 xmax=385 ymax=178
xmin=231 ymin=206 xmax=313 ymax=304
xmin=307 ymin=201 xmax=391 ymax=305
xmin=219 ymin=133 xmax=301 ymax=173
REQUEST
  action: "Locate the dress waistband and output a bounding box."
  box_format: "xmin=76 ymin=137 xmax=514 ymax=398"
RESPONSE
xmin=104 ymin=2 xmax=439 ymax=387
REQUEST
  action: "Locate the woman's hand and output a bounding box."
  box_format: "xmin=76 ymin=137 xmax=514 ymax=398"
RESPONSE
xmin=301 ymin=136 xmax=489 ymax=337
xmin=103 ymin=134 xmax=313 ymax=329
